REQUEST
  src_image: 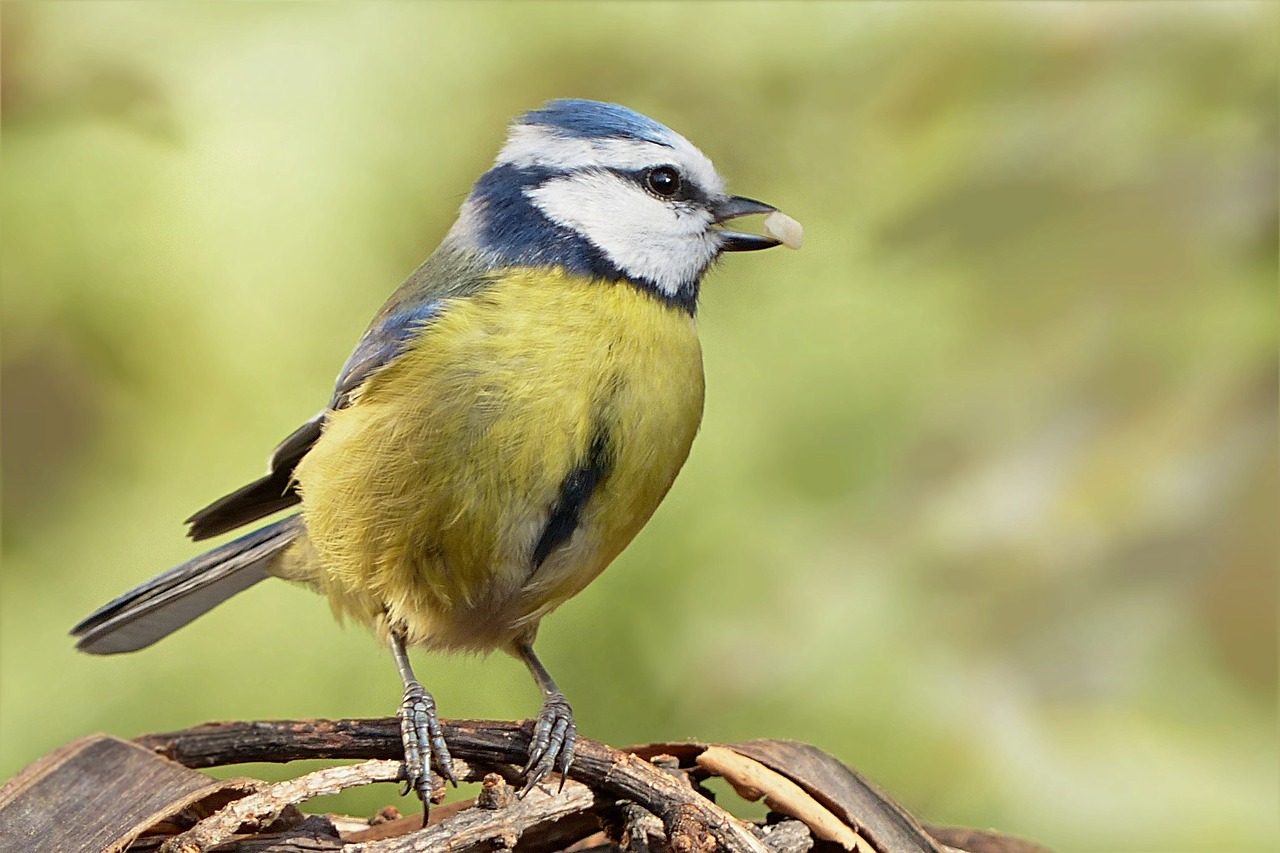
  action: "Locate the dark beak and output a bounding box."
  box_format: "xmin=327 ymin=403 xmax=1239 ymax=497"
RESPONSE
xmin=712 ymin=195 xmax=781 ymax=252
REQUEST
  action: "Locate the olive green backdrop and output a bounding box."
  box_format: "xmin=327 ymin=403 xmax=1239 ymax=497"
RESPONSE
xmin=2 ymin=3 xmax=1276 ymax=851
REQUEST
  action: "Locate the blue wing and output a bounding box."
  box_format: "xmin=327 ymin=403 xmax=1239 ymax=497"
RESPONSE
xmin=330 ymin=302 xmax=441 ymax=408
xmin=184 ymin=245 xmax=493 ymax=540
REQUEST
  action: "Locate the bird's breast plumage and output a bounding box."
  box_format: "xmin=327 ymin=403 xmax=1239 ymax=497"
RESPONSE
xmin=289 ymin=267 xmax=705 ymax=651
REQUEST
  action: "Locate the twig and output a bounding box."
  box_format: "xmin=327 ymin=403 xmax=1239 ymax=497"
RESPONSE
xmin=348 ymin=776 xmax=597 ymax=853
xmin=160 ymin=760 xmax=408 ymax=853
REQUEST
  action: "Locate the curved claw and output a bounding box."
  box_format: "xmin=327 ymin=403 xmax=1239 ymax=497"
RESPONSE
xmin=398 ymin=679 xmax=457 ymax=806
xmin=521 ymin=693 xmax=576 ymax=796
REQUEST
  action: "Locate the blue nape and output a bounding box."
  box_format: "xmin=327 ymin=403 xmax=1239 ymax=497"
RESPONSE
xmin=470 ymin=163 xmax=628 ymax=282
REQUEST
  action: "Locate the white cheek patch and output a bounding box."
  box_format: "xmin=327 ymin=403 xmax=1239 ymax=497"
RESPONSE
xmin=527 ymin=172 xmax=720 ymax=297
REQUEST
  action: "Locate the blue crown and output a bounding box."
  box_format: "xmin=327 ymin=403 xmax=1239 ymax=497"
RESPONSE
xmin=517 ymin=99 xmax=674 ymax=147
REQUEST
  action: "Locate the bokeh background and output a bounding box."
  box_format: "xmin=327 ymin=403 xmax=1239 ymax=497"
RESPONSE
xmin=2 ymin=2 xmax=1275 ymax=851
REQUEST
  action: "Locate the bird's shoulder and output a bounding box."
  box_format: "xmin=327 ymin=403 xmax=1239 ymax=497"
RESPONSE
xmin=331 ymin=244 xmax=497 ymax=408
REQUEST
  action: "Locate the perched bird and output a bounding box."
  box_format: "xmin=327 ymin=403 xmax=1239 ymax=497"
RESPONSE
xmin=72 ymin=99 xmax=799 ymax=802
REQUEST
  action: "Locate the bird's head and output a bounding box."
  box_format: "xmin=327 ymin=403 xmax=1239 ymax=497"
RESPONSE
xmin=446 ymin=99 xmax=786 ymax=312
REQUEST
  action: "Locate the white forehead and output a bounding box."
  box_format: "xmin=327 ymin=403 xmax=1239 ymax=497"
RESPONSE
xmin=496 ymin=123 xmax=725 ymax=197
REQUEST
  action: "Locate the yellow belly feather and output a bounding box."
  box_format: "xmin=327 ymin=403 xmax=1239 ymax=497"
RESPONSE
xmin=284 ymin=268 xmax=704 ymax=652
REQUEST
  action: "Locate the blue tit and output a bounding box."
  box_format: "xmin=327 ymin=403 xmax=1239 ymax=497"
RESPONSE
xmin=72 ymin=99 xmax=798 ymax=801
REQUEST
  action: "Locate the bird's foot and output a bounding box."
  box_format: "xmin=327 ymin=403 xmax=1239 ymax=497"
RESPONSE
xmin=397 ymin=679 xmax=457 ymax=804
xmin=521 ymin=691 xmax=576 ymax=796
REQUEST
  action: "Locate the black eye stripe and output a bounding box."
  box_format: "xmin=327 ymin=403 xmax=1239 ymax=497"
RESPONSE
xmin=602 ymin=166 xmax=704 ymax=204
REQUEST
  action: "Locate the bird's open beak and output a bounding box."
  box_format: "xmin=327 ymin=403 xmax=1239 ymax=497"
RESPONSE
xmin=712 ymin=195 xmax=782 ymax=252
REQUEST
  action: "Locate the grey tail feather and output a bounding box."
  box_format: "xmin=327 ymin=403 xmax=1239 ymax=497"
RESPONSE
xmin=72 ymin=515 xmax=303 ymax=655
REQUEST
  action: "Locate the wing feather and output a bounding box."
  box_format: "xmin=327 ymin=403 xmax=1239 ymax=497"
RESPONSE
xmin=183 ymin=245 xmax=496 ymax=540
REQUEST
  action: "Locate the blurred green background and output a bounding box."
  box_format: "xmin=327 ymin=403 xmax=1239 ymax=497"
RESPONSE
xmin=2 ymin=2 xmax=1275 ymax=850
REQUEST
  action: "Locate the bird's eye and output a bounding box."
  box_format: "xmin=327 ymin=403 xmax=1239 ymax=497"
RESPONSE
xmin=645 ymin=166 xmax=683 ymax=198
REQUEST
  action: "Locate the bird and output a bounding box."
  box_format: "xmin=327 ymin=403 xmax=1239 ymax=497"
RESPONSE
xmin=71 ymin=98 xmax=799 ymax=805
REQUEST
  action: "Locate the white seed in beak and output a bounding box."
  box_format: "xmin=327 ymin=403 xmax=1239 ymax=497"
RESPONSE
xmin=764 ymin=211 xmax=804 ymax=250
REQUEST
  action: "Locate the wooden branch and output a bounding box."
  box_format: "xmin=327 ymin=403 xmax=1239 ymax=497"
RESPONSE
xmin=136 ymin=720 xmax=767 ymax=853
xmin=135 ymin=718 xmax=412 ymax=768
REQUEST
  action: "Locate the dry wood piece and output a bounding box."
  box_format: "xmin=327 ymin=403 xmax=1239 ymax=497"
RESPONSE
xmin=695 ymin=746 xmax=860 ymax=850
xmin=160 ymin=759 xmax=408 ymax=853
xmin=348 ymin=775 xmax=598 ymax=853
xmin=344 ymin=801 xmax=478 ymax=844
xmin=167 ymin=815 xmax=345 ymax=852
xmin=752 ymin=821 xmax=813 ymax=853
xmin=0 ymin=735 xmax=258 ymax=853
xmin=727 ymin=741 xmax=943 ymax=853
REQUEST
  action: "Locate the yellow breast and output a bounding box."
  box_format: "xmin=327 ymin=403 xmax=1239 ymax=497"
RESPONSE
xmin=288 ymin=268 xmax=704 ymax=651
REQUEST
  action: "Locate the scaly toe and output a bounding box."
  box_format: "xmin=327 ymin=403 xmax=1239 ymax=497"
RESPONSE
xmin=398 ymin=680 xmax=455 ymax=803
xmin=521 ymin=693 xmax=576 ymax=796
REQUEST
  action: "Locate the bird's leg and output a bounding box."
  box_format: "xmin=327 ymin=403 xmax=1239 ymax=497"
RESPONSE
xmin=515 ymin=640 xmax=577 ymax=796
xmin=390 ymin=626 xmax=456 ymax=813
